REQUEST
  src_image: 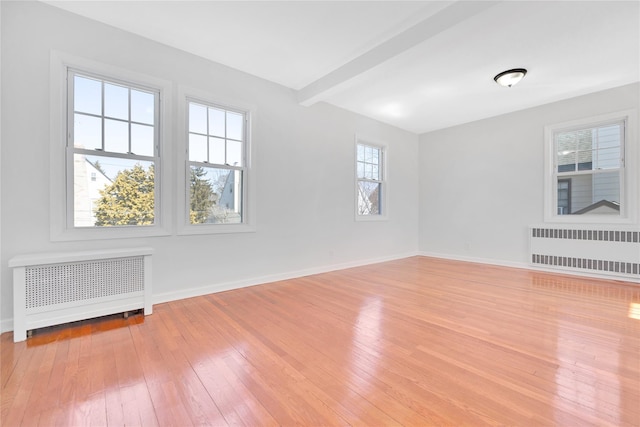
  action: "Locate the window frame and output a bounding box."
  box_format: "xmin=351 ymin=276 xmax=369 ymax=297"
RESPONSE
xmin=543 ymin=109 xmax=638 ymax=224
xmin=177 ymin=87 xmax=256 ymax=235
xmin=355 ymin=136 xmax=388 ymax=221
xmin=50 ymin=51 xmax=172 ymax=241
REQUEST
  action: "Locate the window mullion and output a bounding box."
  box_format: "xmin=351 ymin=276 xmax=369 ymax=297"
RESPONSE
xmin=224 ymin=111 xmax=228 ymax=165
xmin=206 ymin=106 xmax=210 ymax=163
xmin=101 ymin=81 xmax=105 ymax=151
xmin=127 ymin=87 xmax=132 ymax=154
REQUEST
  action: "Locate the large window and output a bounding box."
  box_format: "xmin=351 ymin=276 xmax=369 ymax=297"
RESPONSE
xmin=356 ymin=141 xmax=385 ymax=217
xmin=186 ymin=100 xmax=247 ymax=225
xmin=545 ymin=110 xmax=637 ymax=223
xmin=68 ymin=70 xmax=159 ymax=228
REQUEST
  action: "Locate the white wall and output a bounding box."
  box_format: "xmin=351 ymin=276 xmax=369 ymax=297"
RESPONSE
xmin=0 ymin=2 xmax=419 ymax=329
xmin=419 ymin=83 xmax=639 ymax=265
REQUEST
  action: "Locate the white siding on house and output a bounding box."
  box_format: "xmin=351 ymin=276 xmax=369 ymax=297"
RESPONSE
xmin=592 ymin=171 xmax=620 ymax=205
xmin=570 ymin=174 xmax=593 ymax=213
xmin=74 ymin=157 xmax=112 ymax=227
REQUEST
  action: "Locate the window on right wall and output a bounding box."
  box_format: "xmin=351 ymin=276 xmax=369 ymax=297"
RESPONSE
xmin=544 ymin=110 xmax=637 ymax=223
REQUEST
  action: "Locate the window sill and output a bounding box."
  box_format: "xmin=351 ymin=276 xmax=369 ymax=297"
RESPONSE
xmin=51 ymin=225 xmax=171 ymax=242
xmin=176 ymin=223 xmax=256 ymax=236
xmin=355 ymin=214 xmax=388 ymax=222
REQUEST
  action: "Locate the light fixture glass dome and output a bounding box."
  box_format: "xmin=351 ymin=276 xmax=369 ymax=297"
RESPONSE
xmin=494 ymin=68 xmax=527 ymax=87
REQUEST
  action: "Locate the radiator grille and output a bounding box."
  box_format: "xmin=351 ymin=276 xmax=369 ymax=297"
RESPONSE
xmin=532 ymin=228 xmax=640 ymax=243
xmin=530 ymin=227 xmax=640 ymax=279
xmin=531 ymin=254 xmax=639 ymax=275
xmin=25 ymin=256 xmax=144 ymax=309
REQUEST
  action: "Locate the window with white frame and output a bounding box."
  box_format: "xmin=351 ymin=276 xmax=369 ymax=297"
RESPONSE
xmin=356 ymin=142 xmax=384 ymax=216
xmin=68 ymin=70 xmax=159 ymax=228
xmin=544 ymin=110 xmax=637 ymax=222
xmin=187 ymin=100 xmax=247 ymax=225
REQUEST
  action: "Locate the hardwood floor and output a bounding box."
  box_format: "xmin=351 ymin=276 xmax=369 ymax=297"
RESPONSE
xmin=2 ymin=256 xmax=639 ymax=426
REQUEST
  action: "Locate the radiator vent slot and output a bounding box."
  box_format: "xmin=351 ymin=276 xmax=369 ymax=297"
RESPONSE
xmin=530 ymin=227 xmax=640 ymax=280
xmin=25 ymin=257 xmax=144 ymax=309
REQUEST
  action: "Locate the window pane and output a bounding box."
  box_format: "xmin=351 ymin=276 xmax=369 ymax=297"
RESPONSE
xmin=131 ymin=124 xmax=154 ymax=156
xmin=556 ymin=135 xmax=576 ymax=154
xmin=576 ymin=129 xmax=592 ymax=151
xmin=208 ymin=107 xmax=225 ymax=137
xmin=592 ymin=171 xmax=620 ymax=207
xmin=227 ymin=139 xmax=242 ymax=166
xmin=131 ymin=90 xmax=154 ymax=125
xmin=365 ymin=146 xmax=373 ymax=163
xmin=226 ymin=111 xmax=244 ymax=141
xmin=74 ymin=154 xmax=154 ymax=227
xmin=357 ymin=144 xmax=365 ymax=162
xmin=598 ymin=125 xmax=620 ymax=148
xmin=189 ymin=103 xmax=207 ymax=134
xmin=595 ymin=147 xmax=620 ymax=169
xmin=372 ymin=165 xmax=379 ymax=180
xmin=189 ymin=165 xmax=242 ymax=224
xmin=209 ymin=137 xmax=225 ymax=165
xmin=357 ymin=181 xmax=381 ymax=215
xmin=365 ymin=163 xmax=372 ymax=180
xmin=104 ymin=119 xmax=129 ymax=153
xmin=558 ymin=172 xmax=620 ymax=215
xmin=576 ymin=150 xmax=592 ymax=170
xmin=74 ymin=76 xmax=101 ymax=115
xmin=189 ymin=134 xmax=207 ymax=162
xmin=552 ymin=120 xmax=624 ymax=218
xmin=74 ymin=113 xmax=102 ymax=150
xmin=357 ymin=162 xmax=365 ymax=179
xmin=104 ymin=83 xmax=128 ymax=120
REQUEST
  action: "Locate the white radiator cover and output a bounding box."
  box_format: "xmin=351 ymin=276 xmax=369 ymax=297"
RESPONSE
xmin=9 ymin=247 xmax=153 ymax=342
xmin=529 ymin=227 xmax=640 ymax=281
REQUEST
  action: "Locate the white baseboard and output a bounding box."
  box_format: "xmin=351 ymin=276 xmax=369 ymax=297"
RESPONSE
xmin=418 ymin=251 xmax=530 ymax=270
xmin=153 ymin=251 xmax=420 ymax=305
xmin=1 ymin=318 xmax=13 ymax=334
xmin=419 ymin=251 xmax=640 ymax=284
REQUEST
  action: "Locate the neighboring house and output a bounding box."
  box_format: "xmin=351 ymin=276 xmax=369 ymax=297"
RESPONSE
xmin=573 ymin=200 xmax=620 ymax=215
xmin=73 ymin=156 xmax=112 ymax=227
xmin=557 ymin=128 xmax=620 ymax=215
xmin=209 ymin=170 xmax=242 ymax=223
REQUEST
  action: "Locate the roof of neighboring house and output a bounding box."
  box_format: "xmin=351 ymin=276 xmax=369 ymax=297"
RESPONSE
xmin=573 ymin=199 xmax=620 ymax=215
xmin=85 ymin=158 xmax=112 ymax=183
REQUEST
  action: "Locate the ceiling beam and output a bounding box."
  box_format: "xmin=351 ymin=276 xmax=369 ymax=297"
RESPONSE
xmin=297 ymin=1 xmax=500 ymax=107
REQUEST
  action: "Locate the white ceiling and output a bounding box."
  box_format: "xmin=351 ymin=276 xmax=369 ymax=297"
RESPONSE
xmin=43 ymin=1 xmax=640 ymax=134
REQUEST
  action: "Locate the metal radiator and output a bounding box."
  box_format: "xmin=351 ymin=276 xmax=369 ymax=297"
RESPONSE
xmin=10 ymin=248 xmax=153 ymax=342
xmin=529 ymin=227 xmax=640 ymax=281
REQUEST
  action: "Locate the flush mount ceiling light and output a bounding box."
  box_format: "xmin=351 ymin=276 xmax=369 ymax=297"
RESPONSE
xmin=494 ymin=68 xmax=527 ymax=87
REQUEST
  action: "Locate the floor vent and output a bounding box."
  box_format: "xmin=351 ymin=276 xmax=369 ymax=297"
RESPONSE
xmin=9 ymin=248 xmax=153 ymax=342
xmin=530 ymin=227 xmax=640 ymax=281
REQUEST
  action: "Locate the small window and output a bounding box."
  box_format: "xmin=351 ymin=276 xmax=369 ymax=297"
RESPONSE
xmin=68 ymin=70 xmax=159 ymax=228
xmin=544 ymin=110 xmax=637 ymax=223
xmin=554 ymin=121 xmax=623 ymax=216
xmin=187 ymin=100 xmax=247 ymax=225
xmin=356 ymin=141 xmax=385 ymax=217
